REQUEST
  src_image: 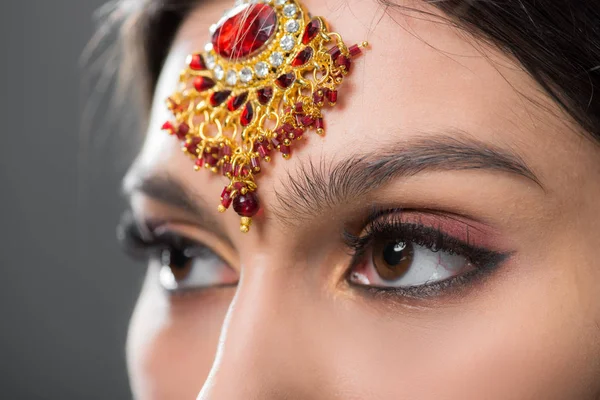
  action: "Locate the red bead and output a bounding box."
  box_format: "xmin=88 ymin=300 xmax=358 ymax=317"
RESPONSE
xmin=302 ymin=18 xmax=321 ymax=44
xmin=292 ymin=128 xmax=304 ymax=139
xmin=280 ymin=145 xmax=291 ymax=156
xmin=294 ymin=102 xmax=304 ymax=113
xmin=281 ymin=123 xmax=294 ymax=133
xmin=210 ymin=90 xmax=232 ymax=107
xmin=257 ymin=87 xmax=273 ymax=105
xmin=212 ymin=4 xmax=277 ymax=60
xmin=195 ymin=158 xmax=205 ymax=168
xmin=227 ymin=92 xmax=248 ymax=111
xmin=275 ymin=72 xmax=296 ymax=89
xmin=221 ymin=186 xmax=231 ymax=200
xmin=161 ymin=121 xmax=174 ymax=132
xmin=233 ymin=181 xmax=246 ymax=191
xmin=185 ymin=137 xmax=201 ymax=155
xmin=327 ymin=89 xmax=338 ymax=104
xmin=222 ymin=162 xmax=232 ymax=176
xmin=271 ymin=137 xmax=281 ymax=149
xmin=176 ymin=122 xmax=189 ymax=140
xmin=205 ymin=153 xmax=219 ymax=167
xmin=291 ymin=46 xmax=314 ymax=67
xmin=233 ymin=192 xmax=260 ymax=217
xmin=315 ymin=117 xmax=324 ymax=130
xmin=251 ymin=156 xmax=261 ymax=172
xmin=312 ymin=89 xmax=324 ymax=105
xmin=233 ymin=165 xmax=241 ymax=177
xmin=300 ymin=115 xmax=315 ymax=126
xmin=328 ymin=46 xmax=341 ymax=61
xmin=257 ymin=143 xmax=269 ymax=158
xmin=220 ymin=145 xmax=232 ymax=158
xmin=335 ymin=55 xmax=352 ymax=72
xmin=221 ymin=191 xmax=233 ymax=209
xmin=187 ymin=53 xmax=206 ymax=70
xmin=295 ymin=114 xmax=305 ymax=126
xmin=349 ymin=44 xmax=362 ymax=57
xmin=193 ymin=76 xmax=215 ymax=92
xmin=240 ymin=102 xmax=254 ymax=126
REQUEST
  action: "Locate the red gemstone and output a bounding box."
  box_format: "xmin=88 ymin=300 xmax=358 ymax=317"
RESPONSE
xmin=294 ymin=102 xmax=304 ymax=113
xmin=187 ymin=53 xmax=206 ymax=70
xmin=257 ymin=87 xmax=273 ymax=105
xmin=300 ymin=115 xmax=315 ymax=126
xmin=328 ymin=46 xmax=341 ymax=62
xmin=193 ymin=76 xmax=215 ymax=92
xmin=302 ymin=18 xmax=321 ymax=44
xmin=240 ymin=102 xmax=254 ymax=126
xmin=212 ymin=4 xmax=277 ymax=60
xmin=292 ymin=46 xmax=314 ymax=67
xmin=221 ymin=186 xmax=231 ymax=200
xmin=292 ymin=128 xmax=304 ymax=139
xmin=312 ymin=89 xmax=324 ymax=105
xmin=233 ymin=182 xmax=246 ymax=191
xmin=315 ymin=117 xmax=324 ymax=130
xmin=327 ymin=89 xmax=338 ymax=104
xmin=205 ymin=153 xmax=219 ymax=167
xmin=280 ymin=145 xmax=291 ymax=156
xmin=185 ymin=137 xmax=201 ymax=155
xmin=221 ymin=190 xmax=233 ymax=209
xmin=275 ymin=72 xmax=296 ymax=89
xmin=349 ymin=44 xmax=362 ymax=57
xmin=222 ymin=162 xmax=232 ymax=176
xmin=176 ymin=122 xmax=189 ymax=139
xmin=220 ymin=145 xmax=232 ymax=158
xmin=161 ymin=121 xmax=174 ymax=132
xmin=251 ymin=156 xmax=261 ymax=172
xmin=227 ymin=92 xmax=248 ymax=111
xmin=257 ymin=143 xmax=269 ymax=158
xmin=233 ymin=192 xmax=260 ymax=217
xmin=210 ymin=90 xmax=232 ymax=107
xmin=335 ymin=55 xmax=352 ymax=72
xmin=195 ymin=158 xmax=205 ymax=169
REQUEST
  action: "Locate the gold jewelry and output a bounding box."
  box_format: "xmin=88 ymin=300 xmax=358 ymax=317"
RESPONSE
xmin=162 ymin=0 xmax=367 ymax=232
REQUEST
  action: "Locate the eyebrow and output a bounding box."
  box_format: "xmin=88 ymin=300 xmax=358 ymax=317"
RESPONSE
xmin=122 ymin=172 xmax=233 ymax=247
xmin=272 ymin=133 xmax=542 ymax=222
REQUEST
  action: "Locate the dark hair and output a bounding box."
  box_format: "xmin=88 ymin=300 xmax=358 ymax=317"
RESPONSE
xmin=104 ymin=0 xmax=600 ymax=139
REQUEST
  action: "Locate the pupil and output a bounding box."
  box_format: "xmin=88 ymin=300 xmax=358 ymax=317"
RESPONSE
xmin=383 ymin=241 xmax=407 ymax=266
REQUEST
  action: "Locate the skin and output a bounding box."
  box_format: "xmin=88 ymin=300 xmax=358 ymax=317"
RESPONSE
xmin=124 ymin=0 xmax=600 ymax=398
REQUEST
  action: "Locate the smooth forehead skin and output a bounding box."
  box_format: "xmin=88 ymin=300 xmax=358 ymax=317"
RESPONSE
xmin=125 ymin=0 xmax=600 ymax=399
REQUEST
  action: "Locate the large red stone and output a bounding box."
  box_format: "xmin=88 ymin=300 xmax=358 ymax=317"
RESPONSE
xmin=292 ymin=47 xmax=314 ymax=67
xmin=302 ymin=18 xmax=321 ymax=44
xmin=233 ymin=192 xmax=260 ymax=217
xmin=212 ymin=4 xmax=277 ymax=60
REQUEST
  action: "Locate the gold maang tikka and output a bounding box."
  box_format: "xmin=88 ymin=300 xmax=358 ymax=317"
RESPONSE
xmin=162 ymin=0 xmax=368 ymax=232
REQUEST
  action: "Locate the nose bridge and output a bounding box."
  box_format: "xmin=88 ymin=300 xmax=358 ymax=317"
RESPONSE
xmin=197 ymin=259 xmax=321 ymax=399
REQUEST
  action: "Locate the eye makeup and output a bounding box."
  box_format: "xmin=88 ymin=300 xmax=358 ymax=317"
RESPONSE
xmin=343 ymin=209 xmax=512 ymax=299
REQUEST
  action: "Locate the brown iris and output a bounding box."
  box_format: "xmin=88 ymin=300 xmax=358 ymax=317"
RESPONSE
xmin=372 ymin=240 xmax=414 ymax=281
xmin=161 ymin=248 xmax=193 ymax=282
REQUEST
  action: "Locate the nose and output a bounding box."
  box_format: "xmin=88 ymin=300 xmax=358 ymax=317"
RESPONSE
xmin=196 ymin=261 xmax=331 ymax=399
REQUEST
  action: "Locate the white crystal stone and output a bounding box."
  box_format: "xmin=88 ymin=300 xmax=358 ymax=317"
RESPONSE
xmin=255 ymin=61 xmax=269 ymax=77
xmin=205 ymin=53 xmax=216 ymax=69
xmin=204 ymin=42 xmax=213 ymax=52
xmin=214 ymin=65 xmax=224 ymax=80
xmin=208 ymin=24 xmax=217 ymax=34
xmin=280 ymin=35 xmax=295 ymax=51
xmin=240 ymin=67 xmax=253 ymax=83
xmin=269 ymin=52 xmax=284 ymax=67
xmin=226 ymin=70 xmax=238 ymax=85
xmin=283 ymin=4 xmax=297 ymax=17
xmin=285 ymin=19 xmax=300 ymax=33
xmin=275 ymin=0 xmax=286 ymax=6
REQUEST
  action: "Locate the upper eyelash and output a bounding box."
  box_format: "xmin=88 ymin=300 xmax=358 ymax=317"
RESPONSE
xmin=342 ymin=210 xmax=507 ymax=270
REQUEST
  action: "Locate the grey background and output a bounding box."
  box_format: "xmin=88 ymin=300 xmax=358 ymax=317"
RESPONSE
xmin=0 ymin=1 xmax=142 ymax=399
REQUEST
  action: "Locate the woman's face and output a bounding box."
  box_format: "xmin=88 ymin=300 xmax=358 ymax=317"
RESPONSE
xmin=123 ymin=0 xmax=600 ymax=398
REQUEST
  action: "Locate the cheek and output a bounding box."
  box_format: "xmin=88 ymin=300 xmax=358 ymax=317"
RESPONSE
xmin=126 ymin=265 xmax=232 ymax=400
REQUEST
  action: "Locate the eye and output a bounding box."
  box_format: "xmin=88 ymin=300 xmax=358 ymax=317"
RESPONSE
xmin=349 ymin=239 xmax=475 ymax=289
xmin=157 ymin=240 xmax=238 ymax=292
xmin=343 ymin=211 xmax=508 ymax=296
xmin=117 ymin=213 xmax=238 ymax=293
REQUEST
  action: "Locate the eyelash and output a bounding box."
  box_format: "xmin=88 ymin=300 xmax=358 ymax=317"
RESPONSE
xmin=342 ymin=209 xmax=508 ymax=298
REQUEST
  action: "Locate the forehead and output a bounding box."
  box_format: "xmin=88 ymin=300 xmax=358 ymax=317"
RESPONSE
xmin=131 ymin=0 xmax=584 ymax=233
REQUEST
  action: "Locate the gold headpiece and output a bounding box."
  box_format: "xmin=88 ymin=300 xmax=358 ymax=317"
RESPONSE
xmin=162 ymin=0 xmax=367 ymax=232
